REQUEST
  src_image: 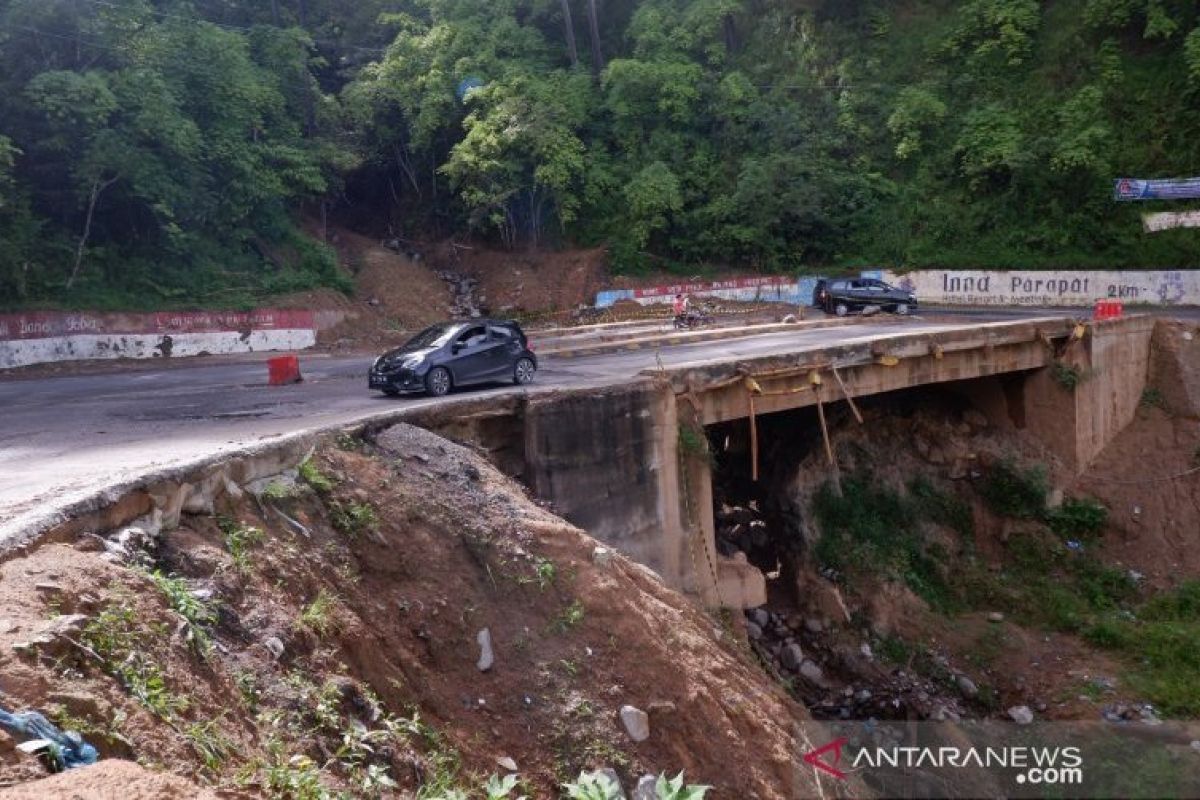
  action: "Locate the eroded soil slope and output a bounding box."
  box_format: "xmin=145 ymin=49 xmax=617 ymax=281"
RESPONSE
xmin=0 ymin=424 xmax=830 ymax=798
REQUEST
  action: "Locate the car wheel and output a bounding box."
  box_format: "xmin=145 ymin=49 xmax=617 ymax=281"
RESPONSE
xmin=834 ymin=302 xmax=850 ymax=317
xmin=425 ymin=366 xmax=452 ymax=397
xmin=514 ymin=357 xmax=536 ymax=386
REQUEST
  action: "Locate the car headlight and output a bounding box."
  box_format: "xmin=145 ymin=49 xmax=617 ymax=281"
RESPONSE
xmin=401 ymin=355 xmax=425 ymax=370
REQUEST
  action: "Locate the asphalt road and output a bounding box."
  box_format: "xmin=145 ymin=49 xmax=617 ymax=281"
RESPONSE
xmin=0 ymin=307 xmax=1180 ymax=539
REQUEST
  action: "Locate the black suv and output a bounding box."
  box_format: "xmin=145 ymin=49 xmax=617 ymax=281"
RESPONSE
xmin=813 ymin=278 xmax=917 ymax=316
xmin=369 ymin=320 xmax=537 ymax=397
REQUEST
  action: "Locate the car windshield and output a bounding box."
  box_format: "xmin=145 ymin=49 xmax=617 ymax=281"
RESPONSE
xmin=404 ymin=324 xmax=460 ymax=349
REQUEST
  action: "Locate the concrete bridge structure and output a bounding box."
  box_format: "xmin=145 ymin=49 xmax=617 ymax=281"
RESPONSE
xmin=11 ymin=315 xmax=1156 ymax=613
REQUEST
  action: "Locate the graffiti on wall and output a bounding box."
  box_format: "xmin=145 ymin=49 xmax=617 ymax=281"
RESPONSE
xmin=880 ymin=270 xmax=1200 ymax=307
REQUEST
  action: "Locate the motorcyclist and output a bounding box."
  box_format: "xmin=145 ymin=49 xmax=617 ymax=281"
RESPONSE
xmin=672 ymin=293 xmax=690 ymax=327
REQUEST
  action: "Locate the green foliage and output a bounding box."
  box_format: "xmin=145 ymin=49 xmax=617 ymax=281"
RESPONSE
xmin=82 ymin=603 xmax=188 ymax=720
xmin=813 ymin=476 xmax=959 ymax=611
xmin=563 ymin=771 xmax=624 ymax=800
xmin=142 ymin=569 xmax=216 ymax=656
xmin=1085 ymin=581 xmax=1200 ymax=715
xmin=981 ymin=460 xmax=1047 ymax=518
xmin=1052 ymin=362 xmax=1091 ymax=390
xmin=300 ymin=589 xmax=341 ymax=637
xmin=218 ymin=518 xmax=265 ymax=572
xmin=299 ymin=458 xmax=336 ymax=495
xmin=653 ymin=772 xmax=711 ymax=800
xmin=550 ymin=599 xmax=586 ymax=634
xmin=330 ymin=500 xmax=379 ymax=538
xmin=1045 ymin=497 xmax=1109 ymax=538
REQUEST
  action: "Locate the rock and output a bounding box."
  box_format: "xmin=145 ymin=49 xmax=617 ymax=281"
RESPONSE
xmin=263 ymin=636 xmax=285 ymax=661
xmin=632 ymin=774 xmax=658 ymax=800
xmin=745 ymin=621 xmax=763 ymax=640
xmin=781 ymin=643 xmax=805 ymax=671
xmin=597 ymin=768 xmax=626 ymax=797
xmin=805 ymin=618 xmax=824 ymax=634
xmin=963 ymin=410 xmax=989 ymax=429
xmin=799 ymin=660 xmax=824 ymax=683
xmin=1008 ymin=705 xmax=1034 ymax=725
xmin=648 ymin=700 xmax=677 ymax=716
xmin=496 ymin=756 xmax=518 ymax=773
xmin=1047 ymin=488 xmax=1064 ymax=509
xmin=0 ymin=619 xmax=16 ymax=634
xmin=592 ymin=546 xmax=614 ymax=567
xmin=0 ymin=730 xmax=13 ymax=753
xmin=619 ymin=705 xmax=650 ymax=743
xmin=747 ymin=608 xmax=770 ymax=627
xmin=34 ymin=583 xmax=64 ymax=596
xmin=476 ymin=628 xmax=494 ymax=672
xmin=987 ymin=612 xmax=1005 ymax=623
xmin=860 ymin=642 xmax=874 ymax=660
xmin=855 ymin=689 xmax=872 ymax=702
xmin=957 ymin=675 xmax=979 ymax=698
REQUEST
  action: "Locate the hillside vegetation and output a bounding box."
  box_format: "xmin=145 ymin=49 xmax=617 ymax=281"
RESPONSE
xmin=1 ymin=0 xmax=1199 ymax=308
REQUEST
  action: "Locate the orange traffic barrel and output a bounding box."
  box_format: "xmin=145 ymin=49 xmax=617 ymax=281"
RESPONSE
xmin=268 ymin=355 xmax=302 ymax=385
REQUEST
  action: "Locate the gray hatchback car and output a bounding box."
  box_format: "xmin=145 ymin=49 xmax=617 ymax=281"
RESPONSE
xmin=369 ymin=320 xmax=537 ymax=397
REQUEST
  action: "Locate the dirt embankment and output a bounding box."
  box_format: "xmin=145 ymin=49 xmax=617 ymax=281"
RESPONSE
xmin=0 ymin=425 xmax=831 ymax=798
xmin=719 ymin=321 xmax=1200 ymax=729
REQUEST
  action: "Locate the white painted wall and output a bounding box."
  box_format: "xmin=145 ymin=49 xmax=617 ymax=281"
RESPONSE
xmin=0 ymin=329 xmax=317 ymax=370
xmin=880 ymin=270 xmax=1200 ymax=306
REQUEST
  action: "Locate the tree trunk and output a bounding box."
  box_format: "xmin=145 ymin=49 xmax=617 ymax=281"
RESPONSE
xmin=586 ymin=0 xmax=604 ymax=80
xmin=67 ymin=176 xmax=118 ymax=291
xmin=560 ymin=0 xmax=579 ymax=67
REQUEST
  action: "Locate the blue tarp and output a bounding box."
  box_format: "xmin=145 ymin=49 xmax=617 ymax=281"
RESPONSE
xmin=0 ymin=708 xmax=98 ymax=771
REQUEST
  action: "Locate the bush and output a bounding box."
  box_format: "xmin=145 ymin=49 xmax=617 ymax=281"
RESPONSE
xmin=1045 ymin=497 xmax=1108 ymax=538
xmin=981 ymin=460 xmax=1047 ymax=518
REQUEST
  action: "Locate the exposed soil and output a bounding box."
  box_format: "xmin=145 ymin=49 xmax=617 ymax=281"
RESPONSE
xmin=0 ymin=424 xmax=832 ymax=798
xmin=711 ymin=324 xmax=1200 ymax=733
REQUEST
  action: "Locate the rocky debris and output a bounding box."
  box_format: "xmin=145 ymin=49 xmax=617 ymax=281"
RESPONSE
xmin=1008 ymin=705 xmax=1034 ymax=725
xmin=745 ymin=621 xmax=763 ymax=640
xmin=619 ymin=705 xmax=650 ymax=743
xmin=12 ymin=614 xmax=89 ymax=659
xmin=747 ymin=607 xmax=770 ymax=628
xmin=714 ymin=501 xmax=774 ymax=565
xmin=437 ymin=270 xmax=483 ymax=318
xmin=476 ymin=628 xmax=494 ymax=672
xmin=101 ymin=526 xmax=160 ymax=566
xmin=1102 ymin=703 xmax=1160 ymax=724
xmin=987 ymin=612 xmax=1005 ymax=623
xmin=956 ymin=675 xmax=979 ymax=698
xmin=496 ymin=756 xmax=518 ymax=772
xmin=632 ymin=774 xmax=658 ymax=800
xmin=781 ymin=643 xmax=805 ymax=671
xmin=592 ymin=546 xmax=614 ymax=568
xmin=263 ymin=636 xmax=285 ymax=661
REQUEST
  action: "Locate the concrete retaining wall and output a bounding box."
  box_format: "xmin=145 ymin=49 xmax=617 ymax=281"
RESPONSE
xmin=0 ymin=309 xmax=341 ymax=369
xmin=878 ymin=269 xmax=1200 ymax=307
xmin=596 ymin=276 xmax=821 ymax=308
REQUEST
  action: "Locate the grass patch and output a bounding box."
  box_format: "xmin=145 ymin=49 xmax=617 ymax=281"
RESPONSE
xmin=142 ymin=569 xmax=215 ymax=656
xmin=981 ymin=460 xmax=1047 ymax=519
xmin=82 ymin=604 xmax=189 ymax=720
xmin=299 ymin=458 xmax=336 ymax=494
xmin=330 ymin=500 xmax=378 ymax=538
xmin=300 ymin=590 xmax=340 ymax=637
xmin=1140 ymin=387 xmax=1166 ymax=409
xmin=218 ymin=518 xmax=265 ymax=572
xmin=1085 ymin=581 xmax=1200 ymax=716
xmin=813 ymin=475 xmax=959 ymax=611
xmin=1051 ymin=362 xmax=1091 ymax=390
xmin=550 ymin=600 xmax=586 ymax=634
xmin=1045 ymin=497 xmax=1108 ymax=540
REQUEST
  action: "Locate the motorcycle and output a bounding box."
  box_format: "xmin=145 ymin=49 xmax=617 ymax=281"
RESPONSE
xmin=672 ymin=303 xmax=716 ymax=330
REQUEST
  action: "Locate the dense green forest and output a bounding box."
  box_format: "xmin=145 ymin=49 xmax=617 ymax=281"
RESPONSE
xmin=1 ymin=0 xmax=1199 ymax=308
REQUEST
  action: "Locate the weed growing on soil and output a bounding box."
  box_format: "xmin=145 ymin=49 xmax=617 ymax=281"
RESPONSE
xmin=1140 ymin=387 xmax=1166 ymax=409
xmin=550 ymin=600 xmax=586 ymax=633
xmin=219 ymin=518 xmax=265 ymax=572
xmin=330 ymin=500 xmax=378 ymax=538
xmin=518 ymin=557 xmax=557 ymax=590
xmin=910 ymin=476 xmax=975 ymax=537
xmin=1051 ymin=362 xmax=1091 ymax=390
xmin=142 ymin=569 xmax=216 ymax=655
xmin=261 ymin=481 xmax=298 ymax=501
xmin=82 ymin=604 xmax=188 ymax=720
xmin=299 ymin=458 xmax=336 ymax=494
xmin=1045 ymin=497 xmax=1108 ymax=539
xmin=981 ymin=461 xmax=1047 ymax=518
xmin=563 ymin=771 xmax=624 ymax=800
xmin=184 ymin=715 xmax=235 ymax=777
xmin=678 ymin=423 xmax=713 ymax=465
xmin=300 ymin=590 xmax=340 ymax=637
xmin=1085 ymin=581 xmax=1200 ymax=715
xmin=813 ymin=476 xmax=958 ymax=611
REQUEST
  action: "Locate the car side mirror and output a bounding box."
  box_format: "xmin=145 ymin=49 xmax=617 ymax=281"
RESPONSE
xmin=451 ymin=343 xmax=463 ymax=354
